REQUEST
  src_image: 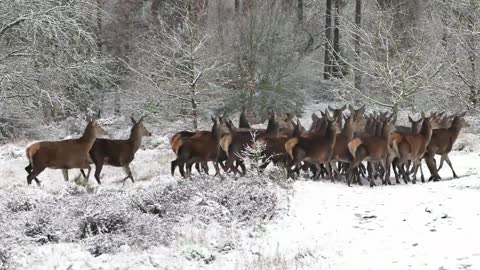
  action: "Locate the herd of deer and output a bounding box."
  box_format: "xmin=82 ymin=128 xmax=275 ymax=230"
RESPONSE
xmin=23 ymin=105 xmax=468 ymax=188
xmin=170 ymin=105 xmax=468 ymax=187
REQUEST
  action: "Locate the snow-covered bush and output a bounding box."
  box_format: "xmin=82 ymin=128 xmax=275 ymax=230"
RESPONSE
xmin=0 ymin=176 xmax=283 ymax=258
xmin=0 ymin=248 xmax=9 ymax=270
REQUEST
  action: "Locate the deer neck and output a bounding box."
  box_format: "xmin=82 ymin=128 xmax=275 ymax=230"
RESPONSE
xmin=128 ymin=129 xmax=143 ymax=153
xmin=79 ymin=125 xmax=97 ymax=149
xmin=420 ymin=121 xmax=433 ymax=143
xmin=341 ymin=124 xmax=354 ymax=141
xmin=448 ymin=120 xmax=463 ymax=141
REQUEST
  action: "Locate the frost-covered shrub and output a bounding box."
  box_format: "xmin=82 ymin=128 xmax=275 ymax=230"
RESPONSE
xmin=0 ymin=175 xmax=284 ymax=259
xmin=6 ymin=197 xmax=35 ymax=213
xmin=213 ymin=178 xmax=278 ymax=225
xmin=0 ymin=248 xmax=9 ymax=270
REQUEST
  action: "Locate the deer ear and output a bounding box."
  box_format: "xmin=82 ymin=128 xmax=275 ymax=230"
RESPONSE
xmin=130 ymin=116 xmax=137 ymax=125
xmin=340 ymin=105 xmax=346 ymax=111
xmin=408 ymin=115 xmax=414 ymax=123
xmin=391 ymin=114 xmax=397 ymax=124
xmin=458 ymin=111 xmax=467 ymax=117
xmin=348 ymin=104 xmax=354 ymax=112
xmin=211 ymin=116 xmax=216 ymax=123
xmin=312 ymin=113 xmax=319 ymax=121
xmin=359 ymin=105 xmax=366 ymax=114
xmin=328 ymin=106 xmax=334 ymax=111
xmin=139 ymin=115 xmax=145 ymax=123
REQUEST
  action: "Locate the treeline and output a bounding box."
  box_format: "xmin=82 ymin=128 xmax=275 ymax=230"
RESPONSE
xmin=0 ymin=0 xmax=478 ymax=139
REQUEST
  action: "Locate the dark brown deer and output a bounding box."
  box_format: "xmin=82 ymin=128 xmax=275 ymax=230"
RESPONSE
xmin=170 ymin=131 xmax=209 ymax=176
xmin=285 ymin=111 xmax=338 ymax=180
xmin=347 ymin=114 xmax=396 ymax=187
xmin=174 ymin=117 xmax=228 ymax=178
xmin=25 ymin=119 xmax=107 ymax=186
xmin=425 ymin=112 xmax=467 ymax=181
xmin=239 ymin=106 xmax=251 ymax=129
xmin=84 ymin=116 xmax=152 ymax=184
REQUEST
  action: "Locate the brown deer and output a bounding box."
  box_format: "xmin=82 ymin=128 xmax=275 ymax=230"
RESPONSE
xmin=347 ymin=114 xmax=396 ymax=187
xmin=285 ymin=111 xmax=338 ymax=180
xmin=389 ymin=114 xmax=434 ymax=184
xmin=425 ymin=112 xmax=468 ymax=181
xmin=170 ymin=131 xmax=209 ymax=176
xmin=25 ymin=119 xmax=107 ymax=186
xmin=329 ymin=114 xmax=356 ymax=179
xmin=83 ymin=116 xmax=152 ymax=184
xmin=174 ymin=116 xmax=229 ymax=178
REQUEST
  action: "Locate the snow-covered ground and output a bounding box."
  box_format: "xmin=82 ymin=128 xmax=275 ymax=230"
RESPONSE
xmin=1 ymin=112 xmax=479 ymax=269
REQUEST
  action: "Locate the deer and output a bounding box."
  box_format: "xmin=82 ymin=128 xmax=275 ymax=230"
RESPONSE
xmin=347 ymin=113 xmax=396 ymax=187
xmin=424 ymin=112 xmax=468 ymax=181
xmin=389 ymin=114 xmax=434 ymax=184
xmin=220 ymin=111 xmax=281 ymax=175
xmin=285 ymin=111 xmax=338 ymax=180
xmin=80 ymin=116 xmax=152 ymax=185
xmin=174 ymin=116 xmax=229 ymax=178
xmin=328 ymin=105 xmax=347 ymax=127
xmin=329 ymin=114 xmax=356 ymax=180
xmin=170 ymin=131 xmax=210 ymax=176
xmin=25 ymin=119 xmax=107 ymax=186
xmin=239 ymin=106 xmax=251 ymax=129
xmin=331 ymin=105 xmax=366 ymax=177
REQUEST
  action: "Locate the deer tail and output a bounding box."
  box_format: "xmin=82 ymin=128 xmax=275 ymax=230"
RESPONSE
xmin=285 ymin=137 xmax=299 ymax=159
xmin=220 ymin=134 xmax=232 ymax=157
xmin=26 ymin=144 xmax=38 ymax=167
xmin=170 ymin=134 xmax=183 ymax=155
xmin=348 ymin=138 xmax=361 ymax=159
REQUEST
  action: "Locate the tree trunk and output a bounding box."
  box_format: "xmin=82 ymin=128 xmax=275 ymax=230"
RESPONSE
xmin=297 ymin=0 xmax=303 ymax=23
xmin=332 ymin=0 xmax=342 ymax=78
xmin=468 ymin=22 xmax=477 ymax=108
xmin=324 ymin=0 xmax=333 ymax=79
xmin=235 ymin=0 xmax=240 ymax=14
xmin=354 ymin=0 xmax=362 ymax=90
xmin=191 ymin=85 xmax=198 ymax=130
xmin=96 ymin=0 xmax=104 ymax=117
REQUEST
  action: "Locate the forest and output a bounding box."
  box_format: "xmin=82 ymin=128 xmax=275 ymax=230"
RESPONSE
xmin=1 ymin=0 xmax=478 ymax=140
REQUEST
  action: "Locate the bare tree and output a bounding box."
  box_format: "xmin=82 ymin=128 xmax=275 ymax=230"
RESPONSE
xmin=324 ymin=0 xmax=333 ymax=79
xmin=338 ymin=6 xmax=445 ymax=112
xmin=354 ymin=0 xmax=362 ymax=90
xmin=0 ymin=0 xmax=117 ymax=139
xmin=128 ymin=1 xmax=225 ymax=130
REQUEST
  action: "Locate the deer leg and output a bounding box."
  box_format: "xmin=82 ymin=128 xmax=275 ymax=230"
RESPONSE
xmin=195 ymin=163 xmax=202 ymax=174
xmin=213 ymin=162 xmax=221 ymax=177
xmin=27 ymin=165 xmax=44 ymax=187
xmin=424 ymin=154 xmax=441 ymax=181
xmin=325 ymin=163 xmax=334 ymax=182
xmin=121 ymin=165 xmax=134 ymax=183
xmin=202 ymin=162 xmax=209 ymax=175
xmin=330 ymin=161 xmax=339 ymax=180
xmin=94 ymin=162 xmax=103 ymax=185
xmin=444 ymin=154 xmax=458 ymax=179
xmin=411 ymin=160 xmax=419 ymax=184
xmin=437 ymin=155 xmax=446 ymax=172
xmin=171 ymin=160 xmax=178 ymax=176
xmin=419 ymin=159 xmax=425 ymax=183
xmin=62 ymin=169 xmax=69 ymax=182
xmin=239 ymin=161 xmax=247 ymax=176
xmin=392 ymin=159 xmax=401 ymax=184
xmin=178 ymin=160 xmax=186 ymax=178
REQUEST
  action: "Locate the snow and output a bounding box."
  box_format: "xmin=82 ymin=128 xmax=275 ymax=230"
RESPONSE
xmin=1 ymin=115 xmax=479 ymax=269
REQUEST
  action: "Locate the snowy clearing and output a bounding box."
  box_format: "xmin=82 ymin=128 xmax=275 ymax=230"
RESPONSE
xmin=0 ymin=136 xmax=479 ymax=270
